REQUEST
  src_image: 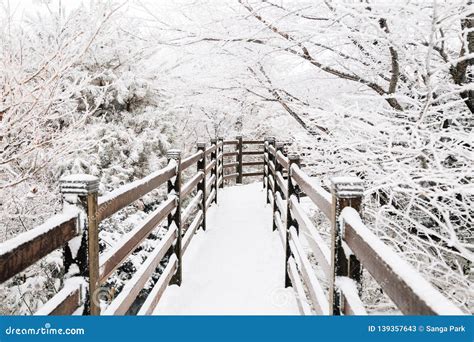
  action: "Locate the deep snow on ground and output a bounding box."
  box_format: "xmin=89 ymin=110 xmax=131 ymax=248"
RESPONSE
xmin=154 ymin=182 xmax=299 ymax=315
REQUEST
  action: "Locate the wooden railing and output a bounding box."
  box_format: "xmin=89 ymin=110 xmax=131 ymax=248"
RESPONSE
xmin=263 ymin=137 xmax=464 ymax=316
xmin=0 ymin=139 xmax=232 ymax=316
xmin=0 ymin=136 xmax=464 ymax=316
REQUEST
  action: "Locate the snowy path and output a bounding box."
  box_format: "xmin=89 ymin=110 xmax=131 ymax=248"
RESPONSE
xmin=154 ymin=182 xmax=299 ymax=315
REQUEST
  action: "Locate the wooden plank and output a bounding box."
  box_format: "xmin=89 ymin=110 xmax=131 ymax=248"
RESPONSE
xmin=217 ymin=176 xmax=223 ymax=187
xmin=137 ymin=255 xmax=177 ymax=315
xmin=268 ymin=176 xmax=275 ymax=192
xmin=206 ymin=175 xmax=216 ymax=194
xmin=290 ymin=196 xmax=331 ymax=278
xmin=242 ymin=140 xmax=264 ymax=144
xmin=205 ymin=189 xmax=216 ymax=210
xmin=181 ymin=172 xmax=204 ymax=198
xmin=267 ymin=145 xmax=276 ymax=155
xmin=242 ymin=150 xmax=263 ymax=156
xmin=287 ymin=257 xmax=312 ymax=315
xmin=268 ymin=161 xmax=275 ymax=174
xmin=182 ymin=211 xmax=203 ymax=254
xmin=87 ymin=192 xmax=100 ymax=315
xmin=181 ymin=151 xmax=203 ymax=171
xmin=204 ymin=144 xmax=217 ymax=156
xmin=35 ymin=283 xmax=82 ymax=315
xmin=98 ymin=165 xmax=176 ymax=220
xmin=205 ymin=159 xmax=217 ymax=175
xmin=274 ymin=212 xmax=286 ymax=248
xmin=243 ymin=161 xmax=264 ymax=166
xmin=223 ymin=151 xmax=239 ymax=157
xmin=275 ymin=192 xmax=286 ymax=222
xmin=181 ymin=191 xmax=202 ymax=223
xmin=291 ymin=165 xmax=332 ymax=219
xmin=276 ymin=151 xmax=289 ymax=169
xmin=99 ymin=197 xmax=176 ymax=283
xmin=342 ymin=208 xmax=464 ymax=315
xmin=289 ymin=228 xmax=330 ymax=315
xmin=223 ymin=173 xmax=238 ymax=180
xmin=335 ymin=276 xmax=367 ymax=315
xmin=276 ymin=171 xmax=287 ymax=195
xmin=268 ymin=189 xmax=274 ymax=207
xmin=223 ymin=140 xmax=239 ymax=145
xmin=242 ymin=172 xmax=264 ymax=177
xmin=0 ymin=212 xmax=79 ymax=283
xmin=224 ymin=162 xmax=238 ymax=168
xmin=103 ymin=226 xmax=177 ymax=315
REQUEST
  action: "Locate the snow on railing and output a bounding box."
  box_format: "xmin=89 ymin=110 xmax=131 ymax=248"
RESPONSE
xmin=0 ymin=208 xmax=80 ymax=283
xmin=262 ymin=136 xmax=464 ymax=316
xmin=1 ymin=138 xmax=228 ymax=316
xmin=341 ymin=207 xmax=464 ymax=315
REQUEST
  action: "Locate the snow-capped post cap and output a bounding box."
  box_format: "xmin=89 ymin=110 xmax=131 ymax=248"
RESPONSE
xmin=266 ymin=136 xmax=275 ymax=144
xmin=59 ymin=174 xmax=99 ymax=196
xmin=210 ymin=138 xmax=217 ymax=144
xmin=275 ymin=141 xmax=284 ymax=149
xmin=197 ymin=142 xmax=207 ymax=149
xmin=167 ymin=149 xmax=181 ymax=160
xmin=330 ymin=176 xmax=364 ymax=199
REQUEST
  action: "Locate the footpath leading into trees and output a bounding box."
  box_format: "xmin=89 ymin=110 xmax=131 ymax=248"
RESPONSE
xmin=154 ymin=182 xmax=299 ymax=315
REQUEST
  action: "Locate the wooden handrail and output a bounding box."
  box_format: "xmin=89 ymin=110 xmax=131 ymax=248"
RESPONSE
xmin=289 ymin=227 xmax=329 ymax=315
xmin=0 ymin=210 xmax=79 ymax=283
xmin=1 ymin=136 xmax=463 ymax=317
xmin=182 ymin=191 xmax=203 ymax=223
xmin=34 ymin=282 xmax=82 ymax=316
xmin=98 ymin=164 xmax=176 ymax=220
xmin=181 ymin=151 xmax=203 ymax=171
xmin=103 ymin=225 xmax=177 ymax=315
xmin=99 ymin=196 xmax=176 ymax=283
xmin=290 ymin=164 xmax=331 ymax=219
xmin=181 ymin=172 xmax=204 ymax=198
xmin=341 ymin=207 xmax=463 ymax=315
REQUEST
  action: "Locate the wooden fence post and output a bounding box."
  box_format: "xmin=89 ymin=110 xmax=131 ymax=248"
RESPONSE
xmin=329 ymin=176 xmax=364 ymax=315
xmin=167 ymin=149 xmax=182 ymax=286
xmin=59 ymin=175 xmax=100 ymax=315
xmin=272 ymin=142 xmax=284 ymax=231
xmin=263 ymin=139 xmax=268 ymax=190
xmin=210 ymin=138 xmax=218 ymax=204
xmin=218 ymin=137 xmax=224 ymax=189
xmin=266 ymin=137 xmax=275 ymax=204
xmin=285 ymin=154 xmax=301 ymax=287
xmin=236 ymin=135 xmax=243 ymax=184
xmin=197 ymin=142 xmax=207 ymax=231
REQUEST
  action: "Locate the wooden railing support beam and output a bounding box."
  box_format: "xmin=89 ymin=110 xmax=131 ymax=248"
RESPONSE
xmin=285 ymin=154 xmax=301 ymax=288
xmin=210 ymin=139 xmax=218 ymax=204
xmin=272 ymin=142 xmax=284 ymax=231
xmin=197 ymin=143 xmax=207 ymax=231
xmin=60 ymin=174 xmax=100 ymax=315
xmin=329 ymin=177 xmax=364 ymax=315
xmin=218 ymin=137 xmax=224 ymax=189
xmin=265 ymin=137 xmax=275 ymax=204
xmin=167 ymin=149 xmax=182 ymax=286
xmin=236 ymin=135 xmax=243 ymax=184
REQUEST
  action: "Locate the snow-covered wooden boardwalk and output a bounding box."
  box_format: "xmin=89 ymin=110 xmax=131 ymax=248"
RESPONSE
xmin=154 ymin=183 xmax=299 ymax=315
